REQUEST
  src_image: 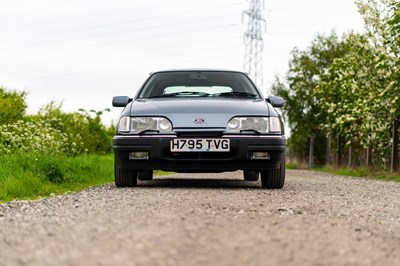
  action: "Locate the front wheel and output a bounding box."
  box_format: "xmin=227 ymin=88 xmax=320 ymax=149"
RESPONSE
xmin=115 ymin=160 xmax=137 ymax=187
xmin=261 ymin=161 xmax=285 ymax=189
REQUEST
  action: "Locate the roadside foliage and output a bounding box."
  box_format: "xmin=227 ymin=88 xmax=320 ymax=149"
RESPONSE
xmin=0 ymin=91 xmax=114 ymax=156
xmin=0 ymin=87 xmax=115 ymax=201
xmin=273 ymin=0 xmax=399 ymax=170
xmin=0 ymin=87 xmax=27 ymax=125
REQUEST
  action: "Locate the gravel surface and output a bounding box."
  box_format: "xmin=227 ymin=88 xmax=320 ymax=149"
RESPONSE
xmin=1 ymin=170 xmax=400 ymax=266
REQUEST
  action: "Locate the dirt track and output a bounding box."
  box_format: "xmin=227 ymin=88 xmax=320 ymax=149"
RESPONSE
xmin=1 ymin=170 xmax=400 ymax=266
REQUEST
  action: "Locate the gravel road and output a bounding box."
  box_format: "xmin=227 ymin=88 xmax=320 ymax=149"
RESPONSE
xmin=1 ymin=170 xmax=400 ymax=266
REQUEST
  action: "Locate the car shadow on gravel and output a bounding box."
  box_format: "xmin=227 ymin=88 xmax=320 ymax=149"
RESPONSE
xmin=136 ymin=178 xmax=262 ymax=189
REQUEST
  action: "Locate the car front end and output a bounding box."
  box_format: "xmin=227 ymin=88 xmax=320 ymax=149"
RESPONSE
xmin=112 ymin=70 xmax=286 ymax=188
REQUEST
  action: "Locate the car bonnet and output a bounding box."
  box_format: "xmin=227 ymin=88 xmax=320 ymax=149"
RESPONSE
xmin=129 ymin=98 xmax=271 ymax=129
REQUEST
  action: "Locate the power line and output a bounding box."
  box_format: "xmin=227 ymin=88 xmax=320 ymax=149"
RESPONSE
xmin=0 ymin=24 xmax=241 ymax=67
xmin=0 ymin=12 xmax=241 ymax=51
xmin=19 ymin=1 xmax=185 ymax=27
xmin=0 ymin=35 xmax=241 ymax=72
xmin=0 ymin=2 xmax=243 ymax=42
xmin=2 ymin=45 xmax=242 ymax=81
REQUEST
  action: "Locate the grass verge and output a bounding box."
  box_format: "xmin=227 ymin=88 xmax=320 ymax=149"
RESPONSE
xmin=0 ymin=154 xmax=114 ymax=203
xmin=313 ymin=166 xmax=400 ymax=182
xmin=286 ymin=162 xmax=400 ymax=182
xmin=314 ymin=167 xmax=369 ymax=177
xmin=0 ymin=154 xmax=170 ymax=203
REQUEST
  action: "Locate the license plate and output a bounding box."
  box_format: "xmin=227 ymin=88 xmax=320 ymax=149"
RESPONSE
xmin=170 ymin=139 xmax=230 ymax=152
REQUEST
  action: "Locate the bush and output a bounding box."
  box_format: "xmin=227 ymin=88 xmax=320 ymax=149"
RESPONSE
xmin=0 ymin=87 xmax=27 ymax=125
xmin=0 ymin=120 xmax=82 ymax=156
xmin=30 ymin=102 xmax=113 ymax=154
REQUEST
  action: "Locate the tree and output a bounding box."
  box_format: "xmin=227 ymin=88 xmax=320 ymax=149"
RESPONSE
xmin=315 ymin=33 xmax=394 ymax=168
xmin=273 ymin=0 xmax=399 ymax=170
xmin=356 ymin=0 xmax=399 ymax=170
xmin=30 ymin=102 xmax=113 ymax=154
xmin=0 ymin=87 xmax=27 ymax=125
xmin=272 ymin=32 xmax=351 ymax=165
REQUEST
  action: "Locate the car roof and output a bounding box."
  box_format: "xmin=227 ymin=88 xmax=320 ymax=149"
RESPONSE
xmin=150 ymin=69 xmax=248 ymax=75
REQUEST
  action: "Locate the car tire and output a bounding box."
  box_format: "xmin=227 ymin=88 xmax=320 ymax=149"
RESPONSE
xmin=137 ymin=170 xmax=153 ymax=181
xmin=261 ymin=161 xmax=285 ymax=189
xmin=114 ymin=160 xmax=137 ymax=187
xmin=243 ymin=170 xmax=259 ymax=181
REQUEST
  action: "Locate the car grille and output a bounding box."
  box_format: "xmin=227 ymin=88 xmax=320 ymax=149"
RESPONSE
xmin=175 ymin=130 xmax=223 ymax=138
xmin=162 ymin=147 xmax=237 ymax=161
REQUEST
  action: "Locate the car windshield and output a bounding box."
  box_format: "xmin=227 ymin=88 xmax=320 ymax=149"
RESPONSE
xmin=136 ymin=71 xmax=261 ymax=99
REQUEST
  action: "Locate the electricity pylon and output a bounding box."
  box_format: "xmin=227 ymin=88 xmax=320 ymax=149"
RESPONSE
xmin=243 ymin=0 xmax=265 ymax=89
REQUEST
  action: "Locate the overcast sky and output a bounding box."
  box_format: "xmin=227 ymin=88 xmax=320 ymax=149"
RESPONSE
xmin=0 ymin=0 xmax=365 ymax=124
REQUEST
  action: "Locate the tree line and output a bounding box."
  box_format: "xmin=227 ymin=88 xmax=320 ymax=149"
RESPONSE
xmin=272 ymin=0 xmax=399 ymax=171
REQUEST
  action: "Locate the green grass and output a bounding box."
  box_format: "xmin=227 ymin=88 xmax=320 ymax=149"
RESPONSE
xmin=0 ymin=154 xmax=113 ymax=203
xmin=286 ymin=162 xmax=300 ymax=169
xmin=0 ymin=154 xmax=171 ymax=203
xmin=370 ymin=173 xmax=400 ymax=182
xmin=315 ymin=167 xmax=368 ymax=177
xmin=285 ymin=161 xmax=400 ymax=182
xmin=312 ymin=166 xmax=400 ymax=182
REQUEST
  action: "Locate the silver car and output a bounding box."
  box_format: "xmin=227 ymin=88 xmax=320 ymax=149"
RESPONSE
xmin=112 ymin=69 xmax=286 ymax=188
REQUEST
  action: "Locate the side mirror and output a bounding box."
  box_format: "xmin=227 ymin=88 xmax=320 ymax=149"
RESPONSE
xmin=267 ymin=96 xmax=284 ymax=108
xmin=112 ymin=96 xmax=131 ymax=107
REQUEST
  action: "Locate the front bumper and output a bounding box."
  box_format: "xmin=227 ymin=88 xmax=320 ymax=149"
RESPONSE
xmin=113 ymin=134 xmax=286 ymax=172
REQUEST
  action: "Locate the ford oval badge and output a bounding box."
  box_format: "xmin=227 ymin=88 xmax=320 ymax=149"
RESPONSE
xmin=193 ymin=118 xmax=207 ymax=124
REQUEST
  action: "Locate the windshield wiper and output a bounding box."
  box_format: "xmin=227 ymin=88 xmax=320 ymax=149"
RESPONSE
xmin=146 ymin=91 xmax=210 ymax=98
xmin=171 ymin=91 xmax=210 ymax=97
xmin=215 ymin=92 xmax=258 ymax=98
xmin=144 ymin=94 xmax=177 ymax=99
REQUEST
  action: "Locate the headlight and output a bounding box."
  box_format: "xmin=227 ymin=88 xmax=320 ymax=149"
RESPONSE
xmin=118 ymin=117 xmax=172 ymax=133
xmin=226 ymin=117 xmax=281 ymax=133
